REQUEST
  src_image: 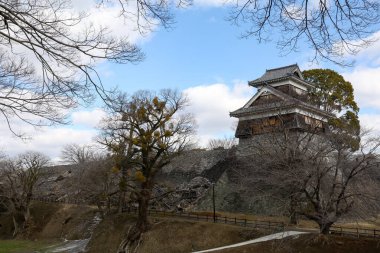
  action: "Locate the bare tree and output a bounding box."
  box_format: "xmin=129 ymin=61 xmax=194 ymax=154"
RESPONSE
xmin=229 ymin=0 xmax=380 ymax=65
xmin=99 ymin=0 xmax=192 ymax=33
xmin=66 ymin=157 xmax=119 ymax=216
xmin=207 ymin=136 xmax=237 ymax=150
xmin=241 ymin=127 xmax=380 ymax=234
xmin=60 ymin=143 xmax=100 ymax=165
xmin=98 ymin=89 xmax=196 ymax=249
xmin=0 ymin=0 xmax=142 ymax=136
xmin=0 ymin=151 xmax=50 ymax=237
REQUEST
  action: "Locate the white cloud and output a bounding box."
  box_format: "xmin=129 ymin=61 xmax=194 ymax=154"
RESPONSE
xmin=348 ymin=31 xmax=380 ymax=65
xmin=71 ymin=108 xmax=106 ymax=128
xmin=76 ymin=4 xmax=151 ymax=45
xmin=0 ymin=127 xmax=98 ymax=164
xmin=0 ymin=108 xmax=105 ymax=163
xmin=342 ymin=67 xmax=380 ymax=109
xmin=184 ymin=81 xmax=254 ymax=146
xmin=359 ymin=113 xmax=380 ymax=137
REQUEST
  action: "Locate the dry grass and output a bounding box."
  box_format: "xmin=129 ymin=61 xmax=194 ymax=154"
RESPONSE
xmin=86 ymin=214 xmax=137 ymax=253
xmin=87 ymin=214 xmax=267 ymax=253
xmin=36 ymin=203 xmax=98 ymax=240
xmin=139 ymin=219 xmax=266 ymax=253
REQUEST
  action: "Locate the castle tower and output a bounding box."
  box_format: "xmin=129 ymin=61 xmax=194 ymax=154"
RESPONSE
xmin=230 ymin=64 xmax=333 ymax=150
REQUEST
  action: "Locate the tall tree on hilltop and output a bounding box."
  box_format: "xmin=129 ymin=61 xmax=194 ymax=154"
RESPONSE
xmin=303 ymin=69 xmax=361 ymax=150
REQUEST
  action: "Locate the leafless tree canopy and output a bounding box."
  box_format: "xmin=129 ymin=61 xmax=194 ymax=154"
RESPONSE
xmin=0 ymin=0 xmax=142 ymax=136
xmin=229 ymin=0 xmax=380 ymax=65
xmin=99 ymin=0 xmax=192 ymax=33
xmin=207 ymin=136 xmax=237 ymax=150
xmin=0 ymin=151 xmax=50 ymax=236
xmin=60 ymin=143 xmax=101 ymax=164
xmin=242 ymin=128 xmax=380 ymax=233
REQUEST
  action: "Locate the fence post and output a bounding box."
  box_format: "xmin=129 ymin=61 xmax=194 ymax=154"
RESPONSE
xmin=225 ymin=216 xmax=227 ymax=224
xmin=234 ymin=217 xmax=236 ymax=224
xmin=244 ymin=219 xmax=247 ymax=227
xmin=340 ymin=227 xmax=343 ymax=236
xmin=357 ymin=228 xmax=359 ymax=238
xmin=374 ymin=229 xmax=376 ymax=238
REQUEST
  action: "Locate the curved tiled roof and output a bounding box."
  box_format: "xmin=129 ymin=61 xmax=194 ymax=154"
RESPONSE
xmin=248 ymin=64 xmax=313 ymax=88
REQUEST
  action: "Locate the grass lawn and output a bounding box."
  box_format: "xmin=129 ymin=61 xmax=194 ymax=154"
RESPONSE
xmin=0 ymin=240 xmax=54 ymax=253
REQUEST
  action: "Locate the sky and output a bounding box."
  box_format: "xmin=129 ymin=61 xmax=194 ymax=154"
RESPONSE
xmin=2 ymin=1 xmax=380 ymax=163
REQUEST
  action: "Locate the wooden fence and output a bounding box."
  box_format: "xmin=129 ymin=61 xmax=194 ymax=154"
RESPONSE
xmin=122 ymin=207 xmax=286 ymax=231
xmin=330 ymin=226 xmax=380 ymax=239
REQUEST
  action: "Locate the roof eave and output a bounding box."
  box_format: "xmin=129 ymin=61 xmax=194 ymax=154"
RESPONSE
xmin=248 ymin=76 xmax=314 ymax=88
xmin=230 ymin=103 xmax=334 ymax=119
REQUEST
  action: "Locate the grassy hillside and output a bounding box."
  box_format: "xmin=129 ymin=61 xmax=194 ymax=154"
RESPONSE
xmin=87 ymin=215 xmax=265 ymax=253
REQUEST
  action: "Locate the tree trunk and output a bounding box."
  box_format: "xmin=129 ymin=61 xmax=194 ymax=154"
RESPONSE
xmin=118 ymin=191 xmax=126 ymax=214
xmin=120 ymin=180 xmax=153 ymax=253
xmin=12 ymin=216 xmax=19 ymax=237
xmin=289 ymin=195 xmax=298 ymax=225
xmin=136 ymin=187 xmax=151 ymax=233
xmin=319 ymin=221 xmax=333 ymax=234
xmin=290 ymin=212 xmax=298 ymax=225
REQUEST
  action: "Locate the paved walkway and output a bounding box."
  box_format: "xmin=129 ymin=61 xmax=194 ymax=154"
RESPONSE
xmin=192 ymin=231 xmax=308 ymax=253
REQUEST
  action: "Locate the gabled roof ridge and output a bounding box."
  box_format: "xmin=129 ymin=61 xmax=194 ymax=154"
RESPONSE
xmin=266 ymin=64 xmax=298 ymax=72
xmin=249 ymin=64 xmax=305 ymax=86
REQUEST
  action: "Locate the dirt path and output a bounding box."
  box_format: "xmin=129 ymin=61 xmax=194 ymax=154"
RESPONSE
xmin=192 ymin=231 xmax=308 ymax=253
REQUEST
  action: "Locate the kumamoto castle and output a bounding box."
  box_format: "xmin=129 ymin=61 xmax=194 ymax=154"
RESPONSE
xmin=231 ymin=64 xmax=334 ymax=151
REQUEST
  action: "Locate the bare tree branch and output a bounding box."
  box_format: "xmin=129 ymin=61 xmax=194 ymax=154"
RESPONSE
xmin=229 ymin=0 xmax=380 ymax=65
